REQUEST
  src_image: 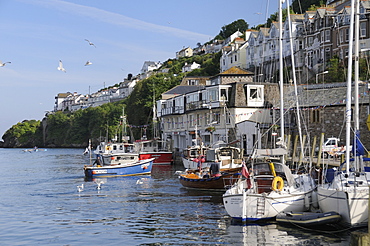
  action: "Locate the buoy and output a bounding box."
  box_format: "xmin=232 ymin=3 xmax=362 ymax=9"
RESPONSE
xmin=272 ymin=176 xmax=284 ymax=191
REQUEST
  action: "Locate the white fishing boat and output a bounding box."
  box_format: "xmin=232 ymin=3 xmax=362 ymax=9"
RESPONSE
xmin=182 ymin=141 xmax=243 ymax=171
xmin=317 ymin=0 xmax=369 ymax=227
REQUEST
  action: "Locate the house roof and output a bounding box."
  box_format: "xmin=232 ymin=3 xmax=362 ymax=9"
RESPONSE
xmin=219 ymin=66 xmax=254 ymax=75
xmin=161 ymin=85 xmax=205 ymax=99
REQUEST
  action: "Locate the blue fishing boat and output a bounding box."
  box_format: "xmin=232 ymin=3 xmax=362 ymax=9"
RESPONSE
xmin=84 ymin=158 xmax=154 ymax=178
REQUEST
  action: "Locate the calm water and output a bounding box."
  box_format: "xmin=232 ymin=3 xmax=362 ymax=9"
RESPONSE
xmin=0 ymin=148 xmax=357 ymax=245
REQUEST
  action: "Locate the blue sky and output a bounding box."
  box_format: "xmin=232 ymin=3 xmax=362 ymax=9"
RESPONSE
xmin=0 ymin=0 xmax=280 ymax=139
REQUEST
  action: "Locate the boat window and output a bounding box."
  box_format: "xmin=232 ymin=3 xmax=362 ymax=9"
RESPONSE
xmin=113 ymin=145 xmax=117 ymax=150
xmin=220 ymin=150 xmax=231 ymax=156
xmin=253 ymin=163 xmax=272 ymax=175
xmin=119 ymin=145 xmax=124 ymax=150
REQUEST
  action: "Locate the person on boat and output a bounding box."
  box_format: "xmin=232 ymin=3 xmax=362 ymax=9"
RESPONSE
xmin=197 ymin=155 xmax=206 ymax=172
xmin=210 ymin=160 xmax=221 ymax=177
xmin=93 ymin=156 xmax=103 ymax=167
xmin=310 ymin=165 xmax=322 ymax=184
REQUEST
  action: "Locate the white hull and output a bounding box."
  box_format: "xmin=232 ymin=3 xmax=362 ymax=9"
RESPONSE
xmin=223 ymin=180 xmax=310 ymax=221
xmin=317 ymin=183 xmax=369 ymax=227
xmin=222 ymin=160 xmax=316 ymax=221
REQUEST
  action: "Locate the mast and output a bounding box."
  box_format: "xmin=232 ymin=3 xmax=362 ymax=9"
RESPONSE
xmin=121 ymin=106 xmax=127 ymax=142
xmin=286 ymin=0 xmax=307 ymax=167
xmin=279 ymin=0 xmax=285 ymax=163
xmin=345 ymin=0 xmax=355 ymax=174
xmin=354 ymin=0 xmax=362 ymax=170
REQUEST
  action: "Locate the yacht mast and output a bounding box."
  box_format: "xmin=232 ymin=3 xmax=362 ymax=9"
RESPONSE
xmin=279 ymin=0 xmax=284 ymax=163
xmin=345 ymin=0 xmax=355 ymax=174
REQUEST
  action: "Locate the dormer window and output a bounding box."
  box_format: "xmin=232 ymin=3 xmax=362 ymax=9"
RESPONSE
xmin=245 ymin=85 xmax=264 ymax=107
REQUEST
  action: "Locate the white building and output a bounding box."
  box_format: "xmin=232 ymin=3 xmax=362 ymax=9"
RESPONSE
xmin=182 ymin=62 xmax=201 ymax=73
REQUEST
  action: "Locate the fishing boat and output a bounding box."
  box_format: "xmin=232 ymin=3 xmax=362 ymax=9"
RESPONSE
xmin=178 ymin=166 xmax=241 ymax=190
xmin=134 ymin=138 xmax=173 ymax=165
xmin=276 ymin=211 xmax=341 ymax=227
xmin=84 ymin=157 xmax=154 ymax=178
xmin=317 ymin=0 xmax=370 ymax=228
xmin=182 ymin=141 xmax=243 ymax=170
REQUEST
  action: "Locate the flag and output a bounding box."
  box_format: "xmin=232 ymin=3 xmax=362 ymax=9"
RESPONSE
xmin=242 ymin=162 xmax=252 ymax=189
xmin=241 ymin=163 xmax=249 ymax=178
xmin=353 ymin=130 xmax=365 ymax=156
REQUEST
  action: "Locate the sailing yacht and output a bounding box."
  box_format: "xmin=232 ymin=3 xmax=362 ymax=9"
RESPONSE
xmin=317 ymin=0 xmax=369 ymax=228
xmin=222 ymin=0 xmax=316 ymax=222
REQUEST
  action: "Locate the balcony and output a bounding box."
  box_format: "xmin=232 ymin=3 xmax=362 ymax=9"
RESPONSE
xmin=160 ymin=106 xmax=184 ymax=116
xmin=185 ymin=100 xmax=207 ymax=111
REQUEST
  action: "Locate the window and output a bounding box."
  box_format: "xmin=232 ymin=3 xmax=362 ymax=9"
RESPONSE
xmin=214 ymin=111 xmax=220 ymax=124
xmin=345 ymin=28 xmax=349 ymax=42
xmin=321 ymin=31 xmax=324 ymax=42
xmin=310 ymin=110 xmax=320 ymax=123
xmin=226 ymin=112 xmax=231 ymax=124
xmin=187 ymin=79 xmax=198 ymax=85
xmin=209 ymin=89 xmax=219 ymax=102
xmin=361 ymin=22 xmax=366 ymax=37
xmin=325 ymin=30 xmax=331 ymax=41
xmin=245 ymin=85 xmax=264 ymax=107
xmin=308 ymin=37 xmax=313 ymax=46
xmin=220 ymin=89 xmax=228 ymax=101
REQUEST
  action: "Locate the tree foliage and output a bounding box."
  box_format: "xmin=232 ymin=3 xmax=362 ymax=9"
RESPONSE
xmin=292 ymin=0 xmax=323 ymax=14
xmin=218 ymin=19 xmax=249 ymax=39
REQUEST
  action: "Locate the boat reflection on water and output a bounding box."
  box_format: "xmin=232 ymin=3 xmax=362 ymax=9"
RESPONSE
xmin=226 ymin=221 xmax=350 ymax=245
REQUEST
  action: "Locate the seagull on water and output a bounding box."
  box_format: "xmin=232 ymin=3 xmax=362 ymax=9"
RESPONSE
xmin=95 ymin=180 xmax=104 ymax=190
xmin=85 ymin=61 xmax=92 ymax=66
xmin=85 ymin=39 xmax=96 ymax=48
xmin=0 ymin=61 xmax=11 ymax=67
xmin=136 ymin=177 xmax=148 ymax=185
xmin=57 ymin=60 xmax=66 ymax=72
xmin=77 ymin=184 xmax=84 ymax=192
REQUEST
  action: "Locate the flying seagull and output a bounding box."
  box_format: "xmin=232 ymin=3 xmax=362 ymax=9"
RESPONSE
xmin=57 ymin=60 xmax=66 ymax=72
xmin=85 ymin=39 xmax=96 ymax=48
xmin=0 ymin=61 xmax=11 ymax=67
xmin=85 ymin=61 xmax=92 ymax=66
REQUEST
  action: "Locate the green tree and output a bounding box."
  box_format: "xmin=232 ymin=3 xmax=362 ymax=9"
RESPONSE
xmin=292 ymin=0 xmax=323 ymax=14
xmin=218 ymin=19 xmax=249 ymax=39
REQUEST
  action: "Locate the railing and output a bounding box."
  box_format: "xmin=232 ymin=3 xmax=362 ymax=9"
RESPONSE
xmin=185 ymin=100 xmax=207 ymax=111
xmin=160 ymin=106 xmax=184 ymax=116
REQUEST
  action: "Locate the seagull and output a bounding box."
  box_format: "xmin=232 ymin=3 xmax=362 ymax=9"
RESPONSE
xmin=77 ymin=184 xmax=84 ymax=192
xmin=85 ymin=39 xmax=96 ymax=48
xmin=0 ymin=61 xmax=11 ymax=67
xmin=84 ymin=61 xmax=92 ymax=66
xmin=57 ymin=60 xmax=66 ymax=72
xmin=95 ymin=180 xmax=104 ymax=190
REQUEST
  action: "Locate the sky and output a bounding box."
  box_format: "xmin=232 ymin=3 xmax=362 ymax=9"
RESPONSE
xmin=0 ymin=0 xmax=281 ymax=139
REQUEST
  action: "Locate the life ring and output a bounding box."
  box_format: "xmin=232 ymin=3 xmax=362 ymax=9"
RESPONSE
xmin=272 ymin=176 xmax=284 ymax=191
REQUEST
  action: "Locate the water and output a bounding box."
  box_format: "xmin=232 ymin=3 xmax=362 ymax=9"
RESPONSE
xmin=0 ymin=148 xmax=358 ymax=245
